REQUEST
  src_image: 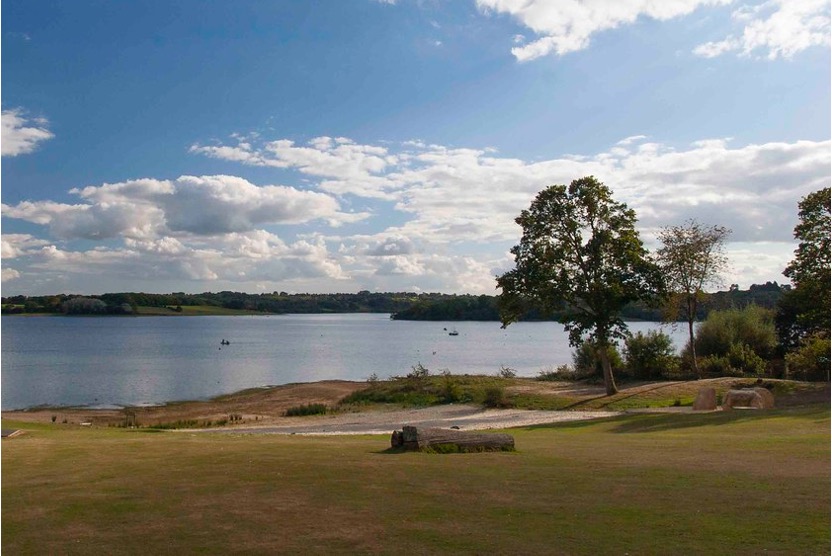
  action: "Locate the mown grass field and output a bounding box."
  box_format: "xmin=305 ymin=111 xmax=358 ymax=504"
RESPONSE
xmin=2 ymin=405 xmax=829 ymax=555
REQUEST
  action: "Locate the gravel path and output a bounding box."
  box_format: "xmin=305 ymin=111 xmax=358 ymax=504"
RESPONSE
xmin=185 ymin=405 xmax=622 ymax=435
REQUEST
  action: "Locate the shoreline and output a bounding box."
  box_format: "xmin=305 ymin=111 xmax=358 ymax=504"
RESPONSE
xmin=3 ymin=378 xmax=828 ymax=434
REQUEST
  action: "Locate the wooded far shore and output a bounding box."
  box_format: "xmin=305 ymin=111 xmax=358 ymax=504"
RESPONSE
xmin=2 ymin=282 xmax=786 ymax=321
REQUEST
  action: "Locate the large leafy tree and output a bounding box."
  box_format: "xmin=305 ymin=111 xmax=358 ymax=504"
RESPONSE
xmin=656 ymin=220 xmax=730 ymax=378
xmin=497 ymin=176 xmax=663 ymax=395
xmin=777 ymin=187 xmax=831 ymax=347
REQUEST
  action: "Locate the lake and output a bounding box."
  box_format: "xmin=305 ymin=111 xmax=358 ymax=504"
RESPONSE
xmin=1 ymin=314 xmax=688 ymax=409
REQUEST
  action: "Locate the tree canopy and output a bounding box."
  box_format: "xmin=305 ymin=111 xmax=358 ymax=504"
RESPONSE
xmin=496 ymin=176 xmax=663 ymax=395
xmin=777 ymin=187 xmax=831 ymax=349
xmin=656 ymin=219 xmax=731 ymax=378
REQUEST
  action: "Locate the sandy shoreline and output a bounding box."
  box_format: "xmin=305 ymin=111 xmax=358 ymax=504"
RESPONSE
xmin=187 ymin=404 xmax=623 ymax=435
xmin=4 ymin=378 xmax=826 ymax=434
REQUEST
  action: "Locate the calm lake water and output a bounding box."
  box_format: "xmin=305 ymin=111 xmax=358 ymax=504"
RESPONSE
xmin=1 ymin=314 xmax=687 ymax=409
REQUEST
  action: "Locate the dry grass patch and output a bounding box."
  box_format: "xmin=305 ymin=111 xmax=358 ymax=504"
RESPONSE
xmin=3 ymin=405 xmax=828 ymax=555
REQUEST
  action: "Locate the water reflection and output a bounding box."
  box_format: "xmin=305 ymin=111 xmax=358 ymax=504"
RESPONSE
xmin=1 ymin=314 xmax=688 ymax=409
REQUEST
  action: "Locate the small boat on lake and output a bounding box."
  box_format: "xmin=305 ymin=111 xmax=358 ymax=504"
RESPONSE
xmin=448 ymin=329 xmax=459 ymax=336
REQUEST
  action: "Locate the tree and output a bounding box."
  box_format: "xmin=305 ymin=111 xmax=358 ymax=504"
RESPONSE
xmin=496 ymin=176 xmax=663 ymax=395
xmin=656 ymin=220 xmax=730 ymax=378
xmin=781 ymin=187 xmax=830 ymax=338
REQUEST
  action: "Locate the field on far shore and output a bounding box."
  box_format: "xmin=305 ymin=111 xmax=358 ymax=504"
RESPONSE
xmin=2 ymin=399 xmax=829 ymax=555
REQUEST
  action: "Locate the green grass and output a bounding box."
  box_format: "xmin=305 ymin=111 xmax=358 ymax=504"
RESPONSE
xmin=3 ymin=406 xmax=829 ymax=554
xmin=341 ymin=374 xmax=511 ymax=407
xmin=284 ymin=403 xmax=329 ymax=417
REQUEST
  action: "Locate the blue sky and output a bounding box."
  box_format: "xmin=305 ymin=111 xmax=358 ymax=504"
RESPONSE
xmin=2 ymin=0 xmax=830 ymax=296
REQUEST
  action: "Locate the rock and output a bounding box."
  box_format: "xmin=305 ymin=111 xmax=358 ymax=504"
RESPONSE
xmin=722 ymin=388 xmax=774 ymax=410
xmin=692 ymin=387 xmax=717 ymax=410
xmin=752 ymin=387 xmax=775 ymax=409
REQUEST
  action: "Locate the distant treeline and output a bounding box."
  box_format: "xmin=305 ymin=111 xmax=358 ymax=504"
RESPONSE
xmin=1 ymin=282 xmax=788 ymax=321
xmin=1 ymin=290 xmax=420 ymax=315
xmin=389 ymin=281 xmax=788 ymax=322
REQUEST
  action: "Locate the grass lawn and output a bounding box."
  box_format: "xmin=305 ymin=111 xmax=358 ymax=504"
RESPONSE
xmin=3 ymin=406 xmax=829 ymax=555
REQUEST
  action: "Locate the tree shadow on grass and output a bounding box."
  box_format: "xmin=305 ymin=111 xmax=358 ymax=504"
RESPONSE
xmin=516 ymin=405 xmax=829 ymax=435
xmin=558 ymin=381 xmax=686 ymax=411
xmin=610 ymin=405 xmax=829 ymax=434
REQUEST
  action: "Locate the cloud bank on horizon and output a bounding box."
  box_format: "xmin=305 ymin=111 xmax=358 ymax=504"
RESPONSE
xmin=2 ymin=0 xmax=830 ymax=296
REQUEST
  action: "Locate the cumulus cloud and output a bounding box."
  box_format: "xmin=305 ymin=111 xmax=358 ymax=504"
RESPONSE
xmin=197 ymin=134 xmax=829 ymax=246
xmin=2 ymin=268 xmax=21 ymax=282
xmin=2 ymin=234 xmax=51 ymax=259
xmin=5 ymin=134 xmax=828 ymax=294
xmin=2 ymin=108 xmax=54 ymax=156
xmin=694 ymin=0 xmax=830 ymax=59
xmin=3 ymin=175 xmax=359 ymax=240
xmin=476 ymin=0 xmax=730 ymax=60
xmin=192 ymin=136 xmax=402 ymax=200
xmin=193 ymin=133 xmax=828 ymax=291
xmin=16 ymin=231 xmax=347 ymax=292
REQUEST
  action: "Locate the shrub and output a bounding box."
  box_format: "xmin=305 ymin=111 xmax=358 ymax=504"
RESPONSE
xmin=407 ymin=363 xmax=431 ymax=380
xmin=623 ymin=330 xmax=680 ymax=380
xmin=284 ymin=403 xmax=328 ymax=417
xmin=786 ymin=335 xmax=831 ymax=381
xmin=573 ymin=341 xmax=623 ymax=378
xmin=686 ymin=305 xmax=777 ymax=377
xmin=699 ymin=355 xmax=744 ymax=378
xmin=498 ymin=365 xmax=517 ymax=379
xmin=693 ymin=305 xmax=777 ymax=360
xmin=440 ymin=373 xmax=465 ymax=403
xmin=726 ymin=342 xmax=766 ymax=376
xmin=537 ymin=364 xmax=575 ymax=381
xmin=482 ymin=385 xmax=508 ymax=408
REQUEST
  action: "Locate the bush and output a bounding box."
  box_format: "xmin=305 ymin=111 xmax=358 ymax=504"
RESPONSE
xmin=440 ymin=373 xmax=465 ymax=403
xmin=686 ymin=305 xmax=777 ymax=377
xmin=623 ymin=330 xmax=680 ymax=380
xmin=482 ymin=385 xmax=508 ymax=408
xmin=726 ymin=342 xmax=766 ymax=376
xmin=573 ymin=341 xmax=623 ymax=378
xmin=537 ymin=364 xmax=576 ymax=381
xmin=407 ymin=363 xmax=431 ymax=380
xmin=498 ymin=365 xmax=517 ymax=379
xmin=284 ymin=403 xmax=328 ymax=417
xmin=786 ymin=335 xmax=831 ymax=381
xmin=699 ymin=355 xmax=744 ymax=378
xmin=693 ymin=305 xmax=777 ymax=360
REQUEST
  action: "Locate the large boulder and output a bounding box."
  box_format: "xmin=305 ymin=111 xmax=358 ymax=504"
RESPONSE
xmin=722 ymin=388 xmax=774 ymax=410
xmin=752 ymin=387 xmax=775 ymax=408
xmin=692 ymin=387 xmax=717 ymax=410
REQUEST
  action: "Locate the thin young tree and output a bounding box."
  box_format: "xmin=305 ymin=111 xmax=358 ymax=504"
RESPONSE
xmin=497 ymin=176 xmax=663 ymax=396
xmin=656 ymin=220 xmax=730 ymax=378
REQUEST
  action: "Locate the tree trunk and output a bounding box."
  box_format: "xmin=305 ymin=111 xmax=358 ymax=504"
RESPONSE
xmin=597 ymin=344 xmax=618 ymax=396
xmin=687 ymin=295 xmax=700 ymax=379
xmin=394 ymin=426 xmax=515 ymax=452
xmin=688 ymin=316 xmax=699 ymax=379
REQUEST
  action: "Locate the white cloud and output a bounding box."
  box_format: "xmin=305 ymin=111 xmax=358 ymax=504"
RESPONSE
xmin=2 ymin=108 xmax=54 ymax=156
xmin=2 ymin=234 xmax=51 ymax=259
xmin=3 ymin=175 xmax=358 ymax=239
xmin=5 ymin=134 xmax=828 ymax=295
xmin=694 ymin=0 xmax=831 ymax=59
xmin=476 ymin=0 xmax=730 ymax=60
xmin=2 ymin=268 xmax=21 ymax=282
xmin=15 ymin=231 xmax=347 ymax=292
xmin=195 ymin=133 xmax=828 ymax=291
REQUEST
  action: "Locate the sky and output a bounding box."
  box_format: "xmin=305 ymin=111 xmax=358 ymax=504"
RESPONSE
xmin=1 ymin=0 xmax=830 ymax=297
